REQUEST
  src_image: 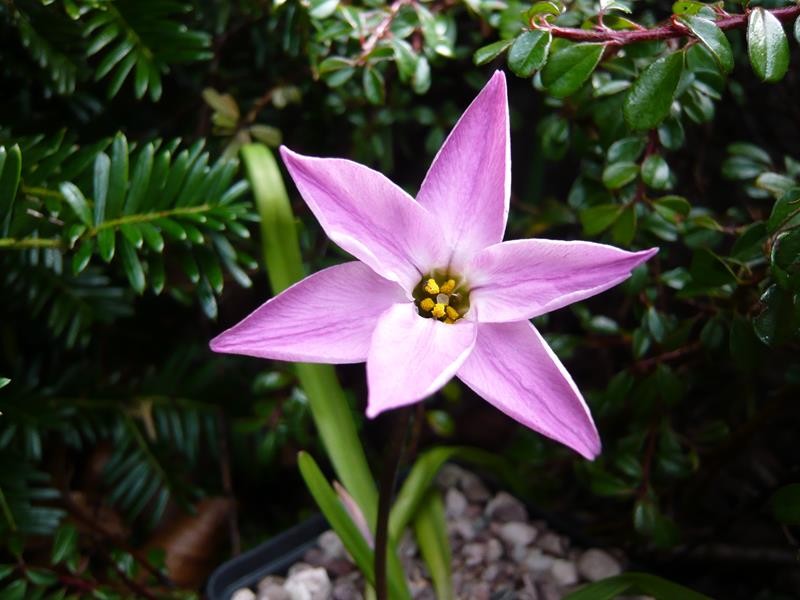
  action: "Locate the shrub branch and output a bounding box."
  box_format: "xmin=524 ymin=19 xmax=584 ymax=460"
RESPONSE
xmin=533 ymin=5 xmax=800 ymax=45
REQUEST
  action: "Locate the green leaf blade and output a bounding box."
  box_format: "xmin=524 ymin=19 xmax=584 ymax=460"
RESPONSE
xmin=748 ymin=8 xmax=790 ymax=83
xmin=602 ymin=162 xmax=639 ymax=189
xmin=508 ymin=30 xmax=551 ymax=78
xmin=541 ymin=43 xmax=604 ymax=98
xmin=623 ymin=51 xmax=684 ymax=130
xmin=119 ymin=237 xmax=145 ymax=294
xmin=0 ymin=145 xmax=22 ymax=230
xmin=473 ymin=39 xmax=513 ymax=66
xmin=297 ymin=454 xmax=366 ymax=546
xmin=413 ymin=490 xmax=453 ymax=600
xmin=106 ymin=133 xmax=129 ymax=218
xmin=97 ymin=228 xmax=116 ymax=262
xmin=93 ymin=152 xmax=111 ymax=226
xmin=362 ymin=67 xmax=386 ymax=105
xmin=58 ymin=182 xmax=92 ymax=227
xmin=680 ymin=16 xmax=733 ymax=73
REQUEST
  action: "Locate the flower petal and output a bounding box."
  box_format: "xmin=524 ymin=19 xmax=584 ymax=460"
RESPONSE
xmin=416 ymin=71 xmax=510 ymax=259
xmin=457 ymin=320 xmax=600 ymax=459
xmin=210 ymin=262 xmax=406 ymax=364
xmin=366 ymin=304 xmax=477 ymax=418
xmin=281 ymin=147 xmax=448 ymax=291
xmin=467 ymin=239 xmax=658 ymax=322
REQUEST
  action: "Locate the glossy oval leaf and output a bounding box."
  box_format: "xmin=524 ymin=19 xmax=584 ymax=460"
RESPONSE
xmin=680 ymin=16 xmax=733 ymax=73
xmin=508 ymin=30 xmax=551 ymax=78
xmin=611 ymin=204 xmax=637 ymax=245
xmin=541 ymin=43 xmax=604 ymax=98
xmin=602 ymin=161 xmax=639 ymax=189
xmin=362 ymin=67 xmax=386 ymax=105
xmin=641 ymin=154 xmax=672 ymax=190
xmin=748 ymin=8 xmax=790 ymax=83
xmin=527 ymin=0 xmax=561 ymax=19
xmin=580 ymin=204 xmax=622 ymax=235
xmin=623 ymin=51 xmax=684 ymax=131
xmin=473 ymin=39 xmax=513 ymax=66
xmin=672 ymin=1 xmax=708 ymax=16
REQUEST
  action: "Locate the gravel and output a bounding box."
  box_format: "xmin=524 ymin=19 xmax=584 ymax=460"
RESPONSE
xmin=230 ymin=466 xmax=626 ymax=599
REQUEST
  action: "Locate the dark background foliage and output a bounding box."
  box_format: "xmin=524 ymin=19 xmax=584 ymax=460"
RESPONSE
xmin=1 ymin=0 xmax=799 ymax=598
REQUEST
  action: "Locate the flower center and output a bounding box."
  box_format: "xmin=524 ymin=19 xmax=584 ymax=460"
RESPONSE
xmin=412 ymin=272 xmax=470 ymax=324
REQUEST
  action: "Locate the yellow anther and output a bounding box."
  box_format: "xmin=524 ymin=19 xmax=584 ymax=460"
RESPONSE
xmin=445 ymin=306 xmax=460 ymax=321
xmin=419 ymin=298 xmax=435 ymax=312
xmin=423 ymin=278 xmax=439 ymax=295
xmin=444 ymin=318 xmax=455 ymax=324
xmin=432 ymin=303 xmax=446 ymax=319
xmin=440 ymin=279 xmax=456 ymax=294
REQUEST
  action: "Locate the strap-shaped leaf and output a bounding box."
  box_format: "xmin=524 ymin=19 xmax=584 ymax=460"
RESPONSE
xmin=564 ymin=571 xmax=712 ymax=600
xmin=297 ymin=452 xmax=412 ymax=600
xmin=389 ymin=446 xmax=505 ymax=541
xmin=413 ymin=490 xmax=453 ymax=600
xmin=297 ymin=451 xmax=376 ymax=581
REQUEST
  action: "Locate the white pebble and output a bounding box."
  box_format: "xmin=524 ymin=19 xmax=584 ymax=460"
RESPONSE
xmin=284 ymin=566 xmax=331 ymax=600
xmin=445 ymin=488 xmax=468 ymax=518
xmin=577 ymin=548 xmax=622 ymax=581
xmin=497 ymin=521 xmax=538 ymax=548
xmin=231 ymin=589 xmax=256 ymax=600
xmin=549 ymin=558 xmax=579 ymax=586
xmin=317 ymin=530 xmax=346 ymax=560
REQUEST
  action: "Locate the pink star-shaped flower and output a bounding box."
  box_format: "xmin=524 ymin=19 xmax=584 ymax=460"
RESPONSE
xmin=210 ymin=71 xmax=657 ymax=459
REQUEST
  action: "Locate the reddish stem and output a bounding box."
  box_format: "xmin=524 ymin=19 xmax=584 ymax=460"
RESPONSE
xmin=358 ymin=0 xmax=415 ymax=63
xmin=535 ymin=5 xmax=800 ymax=45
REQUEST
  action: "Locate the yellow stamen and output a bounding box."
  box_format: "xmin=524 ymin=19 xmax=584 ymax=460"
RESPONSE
xmin=432 ymin=303 xmax=446 ymax=319
xmin=419 ymin=298 xmax=435 ymax=312
xmin=423 ymin=278 xmax=439 ymax=295
xmin=439 ymin=279 xmax=456 ymax=294
xmin=444 ymin=318 xmax=455 ymax=324
xmin=445 ymin=306 xmax=460 ymax=321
